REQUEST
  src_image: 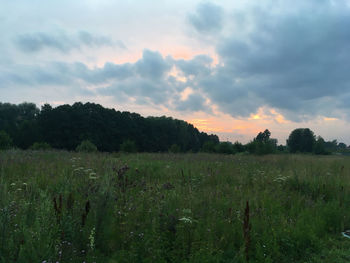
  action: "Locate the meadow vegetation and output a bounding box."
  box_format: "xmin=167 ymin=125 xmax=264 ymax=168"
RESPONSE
xmin=1 ymin=150 xmax=350 ymax=262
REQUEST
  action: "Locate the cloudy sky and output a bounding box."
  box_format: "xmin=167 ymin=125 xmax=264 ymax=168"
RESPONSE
xmin=1 ymin=0 xmax=350 ymax=144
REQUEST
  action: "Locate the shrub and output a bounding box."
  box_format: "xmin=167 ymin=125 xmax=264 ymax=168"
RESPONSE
xmin=201 ymin=141 xmax=217 ymax=153
xmin=216 ymin=142 xmax=235 ymax=154
xmin=233 ymin=141 xmax=245 ymax=153
xmin=0 ymin=130 xmax=12 ymax=150
xmin=30 ymin=142 xmax=52 ymax=150
xmin=76 ymin=140 xmax=98 ymax=152
xmin=169 ymin=144 xmax=181 ymax=153
xmin=120 ymin=140 xmax=137 ymax=153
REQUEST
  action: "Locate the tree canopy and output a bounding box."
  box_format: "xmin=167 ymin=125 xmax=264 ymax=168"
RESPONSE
xmin=0 ymin=102 xmax=219 ymax=152
xmin=1 ymin=102 xmax=348 ymax=155
xmin=287 ymin=128 xmax=315 ymax=153
xmin=246 ymin=129 xmax=278 ymax=155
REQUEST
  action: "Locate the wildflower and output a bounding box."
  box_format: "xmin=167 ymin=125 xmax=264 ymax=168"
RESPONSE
xmin=273 ymin=175 xmax=290 ymax=182
xmin=89 ymin=173 xmax=98 ymax=180
xmin=179 ymin=217 xmax=193 ymax=224
xmin=89 ymin=227 xmax=96 ymax=250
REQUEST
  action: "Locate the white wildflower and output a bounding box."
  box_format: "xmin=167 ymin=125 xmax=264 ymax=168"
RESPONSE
xmin=179 ymin=217 xmax=193 ymax=224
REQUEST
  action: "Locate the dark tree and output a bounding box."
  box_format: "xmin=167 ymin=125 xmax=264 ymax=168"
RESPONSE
xmin=201 ymin=141 xmax=217 ymax=153
xmin=0 ymin=130 xmax=12 ymax=150
xmin=248 ymin=129 xmax=277 ymax=155
xmin=233 ymin=141 xmax=245 ymax=153
xmin=314 ymin=136 xmax=328 ymax=155
xmin=287 ymin=128 xmax=315 ymax=153
xmin=255 ymin=129 xmax=271 ymax=143
xmin=0 ymin=101 xmax=221 ymax=152
xmin=216 ymin=141 xmax=235 ymax=154
xmin=338 ymin=142 xmax=347 ymax=149
xmin=0 ymin=102 xmax=40 ymax=148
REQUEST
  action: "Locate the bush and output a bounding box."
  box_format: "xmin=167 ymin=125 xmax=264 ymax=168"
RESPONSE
xmin=246 ymin=140 xmax=276 ymax=155
xmin=216 ymin=142 xmax=235 ymax=154
xmin=233 ymin=141 xmax=245 ymax=153
xmin=169 ymin=144 xmax=181 ymax=153
xmin=201 ymin=141 xmax=217 ymax=153
xmin=76 ymin=140 xmax=98 ymax=152
xmin=30 ymin=142 xmax=52 ymax=150
xmin=0 ymin=130 xmax=12 ymax=150
xmin=120 ymin=140 xmax=137 ymax=153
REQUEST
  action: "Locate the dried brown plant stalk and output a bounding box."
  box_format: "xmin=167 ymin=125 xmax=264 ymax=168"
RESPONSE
xmin=243 ymin=200 xmax=251 ymax=262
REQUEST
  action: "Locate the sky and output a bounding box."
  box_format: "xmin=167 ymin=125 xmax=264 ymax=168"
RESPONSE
xmin=1 ymin=0 xmax=350 ymax=145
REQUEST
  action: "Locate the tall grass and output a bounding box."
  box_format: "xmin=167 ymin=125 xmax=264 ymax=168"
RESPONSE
xmin=0 ymin=150 xmax=350 ymax=262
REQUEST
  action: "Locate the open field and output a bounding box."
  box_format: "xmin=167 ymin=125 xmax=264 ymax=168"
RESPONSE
xmin=1 ymin=150 xmax=350 ymax=262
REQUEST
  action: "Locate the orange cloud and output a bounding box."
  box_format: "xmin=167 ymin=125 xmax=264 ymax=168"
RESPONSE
xmin=168 ymin=66 xmax=187 ymax=83
xmin=247 ymin=107 xmax=289 ymax=124
xmin=323 ymin=117 xmax=338 ymax=121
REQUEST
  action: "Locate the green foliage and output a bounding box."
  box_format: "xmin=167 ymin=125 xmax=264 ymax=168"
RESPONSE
xmin=120 ymin=140 xmax=137 ymax=153
xmin=30 ymin=142 xmax=52 ymax=151
xmin=287 ymin=128 xmax=315 ymax=153
xmin=76 ymin=140 xmax=98 ymax=152
xmin=0 ymin=102 xmax=40 ymax=149
xmin=169 ymin=144 xmax=181 ymax=153
xmin=201 ymin=141 xmax=217 ymax=153
xmin=247 ymin=129 xmax=277 ymax=155
xmin=314 ymin=137 xmax=329 ymax=155
xmin=216 ymin=141 xmax=236 ymax=154
xmin=1 ymin=151 xmax=350 ymax=262
xmin=255 ymin=129 xmax=271 ymax=143
xmin=233 ymin=141 xmax=245 ymax=153
xmin=0 ymin=130 xmax=12 ymax=150
xmin=277 ymin=144 xmax=287 ymax=152
xmin=1 ymin=102 xmax=219 ymax=152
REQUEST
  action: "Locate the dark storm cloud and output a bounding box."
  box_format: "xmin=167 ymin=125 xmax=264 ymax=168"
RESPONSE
xmin=15 ymin=30 xmax=118 ymax=53
xmin=71 ymin=62 xmax=135 ymax=84
xmin=174 ymin=55 xmax=213 ymax=77
xmin=188 ymin=2 xmax=223 ymax=33
xmin=135 ymin=50 xmax=172 ymax=79
xmin=98 ymin=50 xmax=189 ymax=107
xmin=0 ymin=49 xmax=204 ymax=112
xmin=188 ymin=1 xmax=350 ymax=120
xmin=175 ymin=93 xmax=210 ymax=113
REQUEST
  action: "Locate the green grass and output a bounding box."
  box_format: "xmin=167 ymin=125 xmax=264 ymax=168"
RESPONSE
xmin=1 ymin=150 xmax=350 ymax=262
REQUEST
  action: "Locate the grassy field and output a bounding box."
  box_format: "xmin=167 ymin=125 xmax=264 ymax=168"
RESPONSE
xmin=1 ymin=150 xmax=350 ymax=262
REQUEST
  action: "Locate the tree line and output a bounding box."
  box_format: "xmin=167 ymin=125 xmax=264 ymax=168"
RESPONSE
xmin=0 ymin=102 xmax=348 ymax=154
xmin=203 ymin=128 xmax=349 ymax=155
xmin=0 ymin=102 xmax=219 ymax=152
